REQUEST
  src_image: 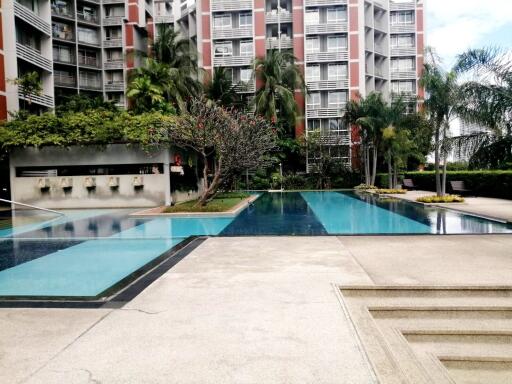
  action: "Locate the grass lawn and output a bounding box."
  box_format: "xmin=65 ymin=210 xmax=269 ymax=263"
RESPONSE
xmin=163 ymin=192 xmax=251 ymax=213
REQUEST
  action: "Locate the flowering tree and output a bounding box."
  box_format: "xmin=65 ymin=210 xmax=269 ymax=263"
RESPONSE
xmin=170 ymin=98 xmax=277 ymax=206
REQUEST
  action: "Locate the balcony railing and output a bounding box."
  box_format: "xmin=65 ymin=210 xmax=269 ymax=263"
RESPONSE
xmin=105 ymin=81 xmax=125 ymax=91
xmin=77 ymin=12 xmax=100 ymax=24
xmin=390 ymin=46 xmax=416 ymax=56
xmin=104 ymin=37 xmax=123 ymax=47
xmin=316 ymin=133 xmax=350 ymax=146
xmin=374 ymin=45 xmax=387 ymax=55
xmin=213 ymin=55 xmax=253 ymax=67
xmin=18 ymin=88 xmax=54 ymax=108
xmin=52 ymin=30 xmax=75 ymax=42
xmin=212 ymin=26 xmax=252 ymax=39
xmin=103 ymin=16 xmax=124 ymax=25
xmin=306 ymin=106 xmax=346 ymax=118
xmin=14 ymin=2 xmax=51 ymax=36
xmin=104 ymin=59 xmax=124 ymax=69
xmin=305 ymin=50 xmax=349 ymax=63
xmin=102 ymin=0 xmax=124 ymax=3
xmin=53 ymin=53 xmax=76 ymax=64
xmin=234 ymin=80 xmax=255 ymax=93
xmin=78 ymin=38 xmax=100 ymax=46
xmin=305 ymin=22 xmax=348 ymax=34
xmin=51 ymin=7 xmax=75 ymax=19
xmin=391 ymin=91 xmax=417 ymax=101
xmin=390 ymin=70 xmax=416 ymax=80
xmin=266 ymin=37 xmax=293 ymax=50
xmin=155 ymin=14 xmax=174 ymax=23
xmin=306 ymin=79 xmax=349 ymax=91
xmin=78 ymin=55 xmax=99 ymax=67
xmin=16 ymin=43 xmax=53 ymax=72
xmin=304 ymin=0 xmax=347 ymax=6
xmin=390 ymin=24 xmax=415 ymax=33
xmin=54 ymin=74 xmax=77 ymax=87
xmin=265 ymin=11 xmax=292 ymax=24
xmin=390 ymin=1 xmax=416 ymax=11
xmin=79 ymin=77 xmax=102 ymax=90
xmin=211 ymin=0 xmax=252 ymax=12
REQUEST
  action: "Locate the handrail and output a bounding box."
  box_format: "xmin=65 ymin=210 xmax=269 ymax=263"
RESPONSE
xmin=0 ymin=198 xmax=64 ymax=216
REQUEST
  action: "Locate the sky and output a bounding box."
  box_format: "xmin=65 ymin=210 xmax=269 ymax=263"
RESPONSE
xmin=426 ymin=0 xmax=512 ymax=68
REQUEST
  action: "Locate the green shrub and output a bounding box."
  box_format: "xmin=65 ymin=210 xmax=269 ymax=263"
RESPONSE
xmin=417 ymin=195 xmax=464 ymax=203
xmin=374 ymin=189 xmax=407 ymax=194
xmin=376 ymin=171 xmax=512 ymax=200
xmin=354 ymin=184 xmax=378 ymax=190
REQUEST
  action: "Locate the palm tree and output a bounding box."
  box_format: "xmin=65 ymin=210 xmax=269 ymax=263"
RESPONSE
xmin=204 ymin=67 xmax=243 ymax=108
xmin=11 ymin=71 xmax=43 ymax=110
xmin=253 ymin=50 xmax=305 ymax=133
xmin=126 ymin=75 xmax=164 ymax=113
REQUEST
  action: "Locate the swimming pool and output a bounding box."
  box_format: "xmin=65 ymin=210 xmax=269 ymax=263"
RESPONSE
xmin=1 ymin=191 xmax=511 ymax=299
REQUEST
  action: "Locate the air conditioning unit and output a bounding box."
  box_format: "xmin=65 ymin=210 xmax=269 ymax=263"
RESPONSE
xmin=60 ymin=177 xmax=73 ymax=189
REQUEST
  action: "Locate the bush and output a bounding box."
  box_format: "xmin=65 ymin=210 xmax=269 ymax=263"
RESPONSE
xmin=283 ymin=174 xmax=309 ymax=190
xmin=376 ymin=171 xmax=512 ymax=200
xmin=374 ymin=189 xmax=407 ymax=194
xmin=417 ymin=195 xmax=464 ymax=203
xmin=354 ymin=184 xmax=378 ymax=190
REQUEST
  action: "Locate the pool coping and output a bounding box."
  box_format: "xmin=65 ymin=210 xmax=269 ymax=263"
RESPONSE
xmin=0 ymin=236 xmax=207 ymax=309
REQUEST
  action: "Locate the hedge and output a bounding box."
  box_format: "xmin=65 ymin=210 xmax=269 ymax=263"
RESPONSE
xmin=377 ymin=171 xmax=512 ymax=200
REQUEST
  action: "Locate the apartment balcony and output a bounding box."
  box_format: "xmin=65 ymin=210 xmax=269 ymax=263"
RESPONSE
xmin=53 ymin=53 xmax=76 ymax=65
xmin=306 ymin=79 xmax=349 ymax=91
xmin=305 ymin=50 xmax=348 ymax=63
xmin=104 ymin=59 xmax=124 ymax=69
xmin=145 ymin=1 xmax=153 ymax=15
xmin=17 ymin=88 xmax=54 ymax=108
xmin=52 ymin=7 xmax=75 ymax=21
xmin=234 ymin=80 xmax=255 ymax=93
xmin=155 ymin=14 xmax=174 ymax=23
xmin=374 ymin=44 xmax=387 ymax=56
xmin=103 ymin=38 xmax=123 ymax=47
xmin=212 ymin=26 xmax=252 ymax=39
xmin=103 ymin=16 xmax=124 ymax=26
xmin=105 ymin=81 xmax=125 ymax=92
xmin=79 ymin=77 xmax=102 ymax=90
xmin=391 ymin=46 xmax=416 ymax=56
xmin=304 ymin=0 xmax=347 ymax=6
xmin=373 ymin=0 xmax=387 ymax=10
xmin=14 ymin=2 xmax=51 ymax=36
xmin=211 ymin=0 xmax=252 ymax=12
xmin=54 ymin=73 xmax=77 ymax=87
xmin=102 ymin=0 xmax=124 ymax=3
xmin=391 ymin=70 xmax=417 ymax=80
xmin=391 ymin=91 xmax=417 ymax=101
xmin=390 ymin=24 xmax=415 ymax=33
xmin=265 ymin=11 xmax=292 ymax=24
xmin=180 ymin=3 xmax=196 ymax=17
xmin=78 ymin=38 xmax=101 ymax=47
xmin=16 ymin=43 xmax=53 ymax=72
xmin=318 ymin=133 xmax=350 ymax=146
xmin=52 ymin=30 xmax=75 ymax=42
xmin=390 ymin=1 xmax=416 ymax=11
xmin=213 ymin=55 xmax=253 ymax=67
xmin=266 ymin=37 xmax=293 ymax=50
xmin=306 ymin=106 xmax=346 ymax=118
xmin=77 ymin=12 xmax=100 ymax=25
xmin=78 ymin=55 xmax=100 ymax=68
xmin=305 ymin=22 xmax=348 ymax=34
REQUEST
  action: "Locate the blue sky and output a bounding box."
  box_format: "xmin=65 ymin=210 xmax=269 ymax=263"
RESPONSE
xmin=426 ymin=0 xmax=512 ymax=68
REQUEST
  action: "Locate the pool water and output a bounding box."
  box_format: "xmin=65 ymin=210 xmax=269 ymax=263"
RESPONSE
xmin=1 ymin=191 xmax=510 ymax=298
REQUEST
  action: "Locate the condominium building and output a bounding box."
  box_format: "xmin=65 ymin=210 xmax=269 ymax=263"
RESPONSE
xmin=1 ymin=0 xmax=158 ymax=115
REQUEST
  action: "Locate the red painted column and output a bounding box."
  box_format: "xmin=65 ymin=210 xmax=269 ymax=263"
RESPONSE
xmin=201 ymin=0 xmax=212 ymax=75
xmin=416 ymin=5 xmax=425 ymax=102
xmin=348 ymin=0 xmax=360 ymax=169
xmin=292 ymin=0 xmax=305 ymax=138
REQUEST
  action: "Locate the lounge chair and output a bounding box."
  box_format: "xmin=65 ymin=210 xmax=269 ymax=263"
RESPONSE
xmin=402 ymin=178 xmax=417 ymax=190
xmin=450 ymin=180 xmax=472 ymax=196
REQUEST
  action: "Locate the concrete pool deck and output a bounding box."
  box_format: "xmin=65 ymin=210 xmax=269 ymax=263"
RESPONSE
xmin=1 ymin=235 xmax=512 ymax=383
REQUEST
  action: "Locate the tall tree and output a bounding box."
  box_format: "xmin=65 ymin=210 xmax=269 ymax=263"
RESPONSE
xmin=11 ymin=72 xmax=43 ymax=110
xmin=126 ymin=75 xmax=165 ymax=114
xmin=203 ymin=67 xmax=244 ymax=109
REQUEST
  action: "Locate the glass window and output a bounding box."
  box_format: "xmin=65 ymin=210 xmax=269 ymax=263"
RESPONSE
xmin=306 ymin=65 xmax=320 ymax=81
xmin=390 ymin=11 xmax=414 ymax=25
xmin=305 ymin=9 xmax=319 ymax=25
xmin=214 ymin=13 xmax=231 ymax=29
xmin=240 ymin=40 xmax=253 ymax=57
xmin=52 ymin=22 xmax=74 ymax=41
xmin=391 ymin=57 xmax=415 ymax=71
xmin=239 ymin=12 xmax=252 ymax=27
xmin=327 ymin=7 xmax=347 ymax=23
xmin=307 ymin=93 xmax=321 ymax=108
xmin=328 ymin=64 xmax=347 ymax=80
xmin=391 ymin=80 xmax=415 ymax=93
xmin=240 ymin=68 xmax=252 ymax=82
xmin=307 ymin=119 xmax=321 ymax=133
xmin=214 ymin=41 xmax=233 ymax=56
xmin=327 ymin=36 xmax=347 ymax=51
xmin=78 ymin=27 xmax=98 ymax=44
xmin=391 ymin=34 xmax=414 ymax=47
xmin=53 ymin=45 xmax=72 ymax=63
xmin=306 ymin=37 xmax=320 ymax=53
xmin=328 ymin=91 xmax=347 ymax=108
xmin=328 ymin=119 xmax=345 ymax=135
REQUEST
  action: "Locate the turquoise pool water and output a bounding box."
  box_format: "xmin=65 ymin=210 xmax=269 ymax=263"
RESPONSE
xmin=1 ymin=191 xmax=510 ymax=298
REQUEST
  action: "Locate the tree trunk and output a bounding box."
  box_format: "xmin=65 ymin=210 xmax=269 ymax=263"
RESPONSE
xmin=364 ymin=146 xmax=371 ymax=185
xmin=441 ymin=155 xmax=448 ymax=197
xmin=196 ymin=157 xmax=223 ymax=207
xmin=371 ymin=146 xmax=377 ymax=186
xmin=393 ymin=159 xmax=398 ymax=189
xmin=434 ymin=126 xmax=442 ymax=196
xmin=387 ymin=152 xmax=393 ymax=189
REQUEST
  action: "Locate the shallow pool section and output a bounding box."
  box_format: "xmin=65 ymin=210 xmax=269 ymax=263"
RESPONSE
xmin=1 ymin=191 xmax=511 ymax=299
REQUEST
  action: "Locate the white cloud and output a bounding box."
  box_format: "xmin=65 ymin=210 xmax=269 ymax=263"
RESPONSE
xmin=426 ymin=0 xmax=512 ymax=66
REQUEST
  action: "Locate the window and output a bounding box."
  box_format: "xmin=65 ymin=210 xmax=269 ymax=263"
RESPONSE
xmin=106 ymin=27 xmax=122 ymax=39
xmin=328 ymin=119 xmax=345 ymax=136
xmin=306 ymin=65 xmax=320 ymax=81
xmin=390 ymin=11 xmax=414 ymax=25
xmin=53 ymin=45 xmax=73 ymax=63
xmin=306 ymin=37 xmax=320 ymax=53
xmin=106 ymin=71 xmax=123 ymax=83
xmin=328 ymin=64 xmax=347 ymax=80
xmin=78 ymin=27 xmax=98 ymax=44
xmin=305 ymin=9 xmax=319 ymax=25
xmin=307 ymin=119 xmax=321 ymax=133
xmin=327 ymin=7 xmax=347 ymax=23
xmin=78 ymin=49 xmax=98 ymax=66
xmin=105 ymin=5 xmax=124 ymax=17
xmin=390 ymin=34 xmax=414 ymax=47
xmin=240 ymin=40 xmax=253 ymax=57
xmin=327 ymin=35 xmax=347 ymax=51
xmin=307 ymin=93 xmax=321 ymax=109
xmin=328 ymin=91 xmax=347 ymax=108
xmin=391 ymin=57 xmax=415 ymax=71
xmin=214 ymin=41 xmax=233 ymax=56
xmin=107 ymin=49 xmax=123 ymax=61
xmin=239 ymin=12 xmax=252 ymax=27
xmin=214 ymin=13 xmax=231 ymax=29
xmin=20 ymin=0 xmax=39 ymax=13
xmin=391 ymin=80 xmax=415 ymax=94
xmin=240 ymin=68 xmax=252 ymax=83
